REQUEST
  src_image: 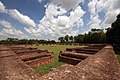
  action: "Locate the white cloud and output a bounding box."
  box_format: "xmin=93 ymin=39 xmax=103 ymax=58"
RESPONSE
xmin=24 ymin=3 xmax=67 ymax=37
xmin=56 ymin=16 xmax=70 ymax=27
xmin=0 ymin=28 xmax=28 ymax=39
xmin=100 ymin=9 xmax=120 ymax=29
xmin=0 ymin=19 xmax=28 ymax=39
xmin=69 ymin=6 xmax=85 ymax=26
xmin=38 ymin=0 xmax=43 ymax=3
xmin=89 ymin=15 xmax=102 ymax=30
xmin=88 ymin=1 xmax=96 ymax=18
xmin=24 ymin=3 xmax=85 ymax=40
xmin=44 ymin=3 xmax=67 ymax=17
xmin=0 ymin=20 xmax=12 ymax=28
xmin=103 ymin=9 xmax=120 ymax=25
xmin=1 ymin=28 xmax=23 ymax=35
xmin=103 ymin=0 xmax=120 ymax=11
xmin=88 ymin=0 xmax=120 ymax=18
xmin=0 ymin=1 xmax=36 ymax=28
xmin=0 ymin=1 xmax=85 ymax=40
xmin=90 ymin=15 xmax=101 ymax=25
xmin=51 ymin=0 xmax=84 ymax=10
xmin=88 ymin=0 xmax=120 ymax=30
xmin=0 ymin=1 xmax=5 ymax=13
xmin=8 ymin=9 xmax=36 ymax=28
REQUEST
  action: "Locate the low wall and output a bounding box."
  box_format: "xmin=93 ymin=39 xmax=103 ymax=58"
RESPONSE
xmin=26 ymin=56 xmax=53 ymax=67
xmin=59 ymin=45 xmax=102 ymax=65
xmin=40 ymin=45 xmax=120 ymax=80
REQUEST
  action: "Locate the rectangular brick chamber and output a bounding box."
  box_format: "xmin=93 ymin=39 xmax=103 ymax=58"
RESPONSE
xmin=59 ymin=44 xmax=105 ymax=65
xmin=9 ymin=45 xmax=54 ymax=68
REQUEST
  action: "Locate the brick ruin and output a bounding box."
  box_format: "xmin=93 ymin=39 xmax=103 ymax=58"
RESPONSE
xmin=9 ymin=45 xmax=54 ymax=67
xmin=0 ymin=45 xmax=42 ymax=80
xmin=41 ymin=45 xmax=120 ymax=80
xmin=59 ymin=44 xmax=105 ymax=65
xmin=1 ymin=44 xmax=120 ymax=80
xmin=0 ymin=45 xmax=54 ymax=79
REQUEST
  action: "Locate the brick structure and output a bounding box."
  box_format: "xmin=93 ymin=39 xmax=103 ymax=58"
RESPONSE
xmin=9 ymin=45 xmax=54 ymax=67
xmin=1 ymin=45 xmax=120 ymax=80
xmin=0 ymin=45 xmax=41 ymax=80
xmin=40 ymin=45 xmax=120 ymax=80
xmin=59 ymin=45 xmax=105 ymax=65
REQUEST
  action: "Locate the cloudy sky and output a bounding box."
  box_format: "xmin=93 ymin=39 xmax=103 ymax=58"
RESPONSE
xmin=0 ymin=0 xmax=120 ymax=40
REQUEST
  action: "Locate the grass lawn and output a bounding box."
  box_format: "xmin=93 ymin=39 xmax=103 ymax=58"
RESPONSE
xmin=31 ymin=45 xmax=83 ymax=75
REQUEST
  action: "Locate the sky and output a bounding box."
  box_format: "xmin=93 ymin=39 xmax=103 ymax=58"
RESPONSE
xmin=0 ymin=0 xmax=120 ymax=40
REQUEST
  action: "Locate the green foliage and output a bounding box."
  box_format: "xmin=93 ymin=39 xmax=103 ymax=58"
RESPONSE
xmin=64 ymin=35 xmax=69 ymax=42
xmin=106 ymin=13 xmax=120 ymax=45
xmin=0 ymin=38 xmax=56 ymax=44
xmin=117 ymin=54 xmax=120 ymax=63
xmin=58 ymin=29 xmax=106 ymax=44
xmin=69 ymin=36 xmax=74 ymax=42
xmin=74 ymin=34 xmax=84 ymax=43
xmin=116 ymin=50 xmax=120 ymax=63
xmin=58 ymin=37 xmax=65 ymax=43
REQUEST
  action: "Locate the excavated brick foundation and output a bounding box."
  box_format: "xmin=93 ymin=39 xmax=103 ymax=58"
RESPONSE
xmin=1 ymin=44 xmax=120 ymax=80
xmin=9 ymin=45 xmax=54 ymax=67
xmin=59 ymin=44 xmax=105 ymax=65
xmin=41 ymin=45 xmax=120 ymax=80
xmin=0 ymin=45 xmax=41 ymax=80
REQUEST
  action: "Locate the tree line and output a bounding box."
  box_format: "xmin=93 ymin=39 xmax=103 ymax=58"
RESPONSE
xmin=58 ymin=29 xmax=106 ymax=44
xmin=0 ymin=38 xmax=56 ymax=44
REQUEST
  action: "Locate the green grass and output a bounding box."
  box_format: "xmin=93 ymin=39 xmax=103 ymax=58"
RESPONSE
xmin=115 ymin=50 xmax=120 ymax=63
xmin=116 ymin=50 xmax=120 ymax=63
xmin=117 ymin=54 xmax=120 ymax=63
xmin=31 ymin=45 xmax=83 ymax=75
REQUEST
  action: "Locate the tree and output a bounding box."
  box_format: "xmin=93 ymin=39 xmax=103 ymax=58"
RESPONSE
xmin=58 ymin=37 xmax=65 ymax=43
xmin=58 ymin=28 xmax=106 ymax=44
xmin=106 ymin=13 xmax=120 ymax=45
xmin=83 ymin=32 xmax=92 ymax=43
xmin=76 ymin=34 xmax=84 ymax=43
xmin=69 ymin=36 xmax=73 ymax=42
xmin=19 ymin=39 xmax=28 ymax=44
xmin=74 ymin=36 xmax=78 ymax=43
xmin=64 ymin=35 xmax=69 ymax=42
xmin=99 ymin=31 xmax=106 ymax=43
xmin=91 ymin=29 xmax=103 ymax=33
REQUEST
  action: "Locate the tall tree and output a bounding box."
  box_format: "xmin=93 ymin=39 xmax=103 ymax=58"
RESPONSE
xmin=106 ymin=13 xmax=120 ymax=45
xmin=64 ymin=35 xmax=69 ymax=42
xmin=69 ymin=36 xmax=73 ymax=42
xmin=58 ymin=37 xmax=65 ymax=43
